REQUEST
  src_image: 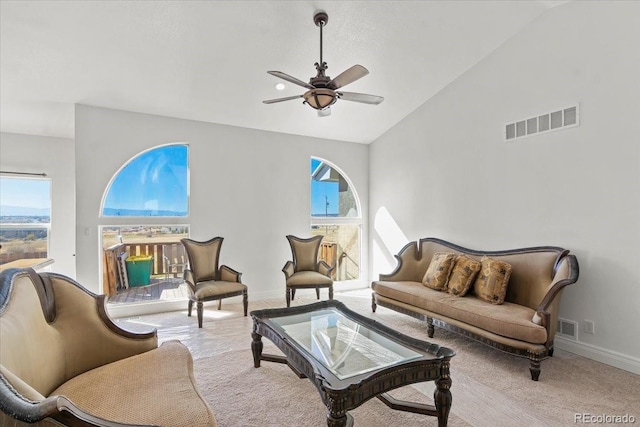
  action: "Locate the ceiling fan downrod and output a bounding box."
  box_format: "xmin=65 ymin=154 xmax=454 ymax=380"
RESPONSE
xmin=314 ymin=12 xmax=329 ymax=80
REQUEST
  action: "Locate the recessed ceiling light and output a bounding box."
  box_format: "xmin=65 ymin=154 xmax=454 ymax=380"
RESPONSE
xmin=275 ymin=83 xmax=285 ymax=91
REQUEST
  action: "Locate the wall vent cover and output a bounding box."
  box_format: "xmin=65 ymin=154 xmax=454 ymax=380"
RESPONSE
xmin=557 ymin=318 xmax=578 ymax=340
xmin=505 ymin=105 xmax=579 ymax=141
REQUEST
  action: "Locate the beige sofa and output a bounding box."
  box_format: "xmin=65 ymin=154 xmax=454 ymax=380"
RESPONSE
xmin=0 ymin=268 xmax=217 ymax=427
xmin=371 ymin=238 xmax=579 ymax=381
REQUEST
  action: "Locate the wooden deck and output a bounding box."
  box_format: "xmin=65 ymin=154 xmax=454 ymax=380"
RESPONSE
xmin=107 ymin=277 xmax=190 ymax=304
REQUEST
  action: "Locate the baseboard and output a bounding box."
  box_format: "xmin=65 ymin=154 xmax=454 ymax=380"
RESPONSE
xmin=555 ymin=336 xmax=640 ymax=375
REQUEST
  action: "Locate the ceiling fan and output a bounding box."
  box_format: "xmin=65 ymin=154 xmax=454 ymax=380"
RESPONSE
xmin=263 ymin=12 xmax=384 ymax=117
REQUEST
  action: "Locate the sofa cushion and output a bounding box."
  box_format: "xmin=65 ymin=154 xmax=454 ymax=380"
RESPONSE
xmin=371 ymin=281 xmax=547 ymax=344
xmin=473 ymin=256 xmax=512 ymax=304
xmin=51 ymin=341 xmax=217 ymax=427
xmin=422 ymin=252 xmax=456 ymax=291
xmin=447 ymin=255 xmax=481 ymax=297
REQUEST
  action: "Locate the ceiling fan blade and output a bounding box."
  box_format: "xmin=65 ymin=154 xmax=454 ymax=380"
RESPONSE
xmin=328 ymin=65 xmax=369 ymax=89
xmin=267 ymin=71 xmax=315 ymax=90
xmin=263 ymin=94 xmax=304 ymax=104
xmin=338 ymin=91 xmax=384 ymax=105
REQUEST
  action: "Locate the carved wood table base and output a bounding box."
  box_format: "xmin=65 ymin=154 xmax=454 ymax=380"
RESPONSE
xmin=251 ymin=300 xmax=455 ymax=427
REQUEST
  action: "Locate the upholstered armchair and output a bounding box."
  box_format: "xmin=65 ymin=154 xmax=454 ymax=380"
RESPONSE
xmin=181 ymin=237 xmax=248 ymax=328
xmin=282 ymin=235 xmax=334 ymax=307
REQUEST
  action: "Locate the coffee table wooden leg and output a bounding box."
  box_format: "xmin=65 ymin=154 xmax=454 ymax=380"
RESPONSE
xmin=326 ymin=413 xmax=353 ymax=427
xmin=434 ymin=360 xmax=452 ymax=427
xmin=251 ymin=331 xmax=263 ymax=368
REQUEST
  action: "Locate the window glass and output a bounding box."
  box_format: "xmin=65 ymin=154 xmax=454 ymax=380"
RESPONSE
xmin=0 ymin=177 xmax=51 ymax=266
xmin=103 ymin=145 xmax=188 ymax=217
xmin=311 ymin=159 xmax=358 ymax=218
xmin=310 ymin=159 xmax=361 ymax=280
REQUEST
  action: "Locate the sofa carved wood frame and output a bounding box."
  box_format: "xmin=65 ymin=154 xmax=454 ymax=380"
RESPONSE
xmin=0 ymin=268 xmax=158 ymax=426
xmin=371 ymin=238 xmax=580 ymax=381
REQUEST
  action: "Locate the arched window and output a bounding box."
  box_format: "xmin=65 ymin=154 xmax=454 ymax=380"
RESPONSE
xmin=102 ymin=144 xmax=188 ymax=217
xmin=100 ymin=144 xmax=190 ymax=305
xmin=310 ymin=158 xmax=361 ymax=281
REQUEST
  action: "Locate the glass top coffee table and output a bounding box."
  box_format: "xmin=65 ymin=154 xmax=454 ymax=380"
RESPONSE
xmin=251 ymin=300 xmax=455 ymax=427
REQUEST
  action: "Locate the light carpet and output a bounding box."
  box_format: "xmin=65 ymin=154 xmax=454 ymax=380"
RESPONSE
xmin=116 ymin=290 xmax=640 ymax=426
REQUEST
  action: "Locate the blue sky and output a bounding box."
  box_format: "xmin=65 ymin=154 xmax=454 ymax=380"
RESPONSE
xmin=0 ymin=177 xmax=51 ymax=210
xmin=311 ymin=158 xmax=339 ymax=216
xmin=104 ymin=145 xmax=188 ymax=213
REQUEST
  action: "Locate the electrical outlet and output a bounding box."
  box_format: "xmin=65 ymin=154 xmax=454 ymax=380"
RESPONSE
xmin=584 ymin=320 xmax=595 ymax=335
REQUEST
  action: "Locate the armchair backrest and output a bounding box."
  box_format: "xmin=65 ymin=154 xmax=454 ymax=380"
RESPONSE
xmin=286 ymin=235 xmax=323 ymax=272
xmin=181 ymin=237 xmax=223 ymax=282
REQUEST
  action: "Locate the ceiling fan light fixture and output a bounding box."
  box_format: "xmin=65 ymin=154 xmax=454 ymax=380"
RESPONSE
xmin=303 ymin=88 xmax=337 ymax=110
xmin=263 ymin=12 xmax=383 ymax=113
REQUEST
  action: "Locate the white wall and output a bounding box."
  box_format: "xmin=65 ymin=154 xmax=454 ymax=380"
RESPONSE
xmin=75 ymin=105 xmax=369 ymax=300
xmin=0 ymin=132 xmax=76 ymax=278
xmin=369 ymin=1 xmax=640 ymax=371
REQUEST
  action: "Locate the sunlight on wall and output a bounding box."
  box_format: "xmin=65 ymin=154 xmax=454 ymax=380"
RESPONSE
xmin=372 ymin=207 xmax=409 ymax=276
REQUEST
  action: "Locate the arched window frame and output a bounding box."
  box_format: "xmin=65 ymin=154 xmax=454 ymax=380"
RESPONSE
xmin=100 ymin=143 xmax=189 ymax=219
xmin=310 ymin=157 xmax=362 ymax=281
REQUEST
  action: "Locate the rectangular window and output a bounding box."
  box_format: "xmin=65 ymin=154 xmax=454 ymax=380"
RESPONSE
xmin=0 ymin=177 xmax=51 ymax=267
xmin=311 ymin=224 xmax=360 ymax=281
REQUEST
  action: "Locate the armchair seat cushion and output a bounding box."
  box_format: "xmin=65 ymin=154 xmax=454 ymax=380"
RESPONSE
xmin=286 ymin=271 xmax=333 ymax=287
xmin=52 ymin=340 xmax=217 ymax=427
xmin=195 ymin=280 xmax=247 ymax=299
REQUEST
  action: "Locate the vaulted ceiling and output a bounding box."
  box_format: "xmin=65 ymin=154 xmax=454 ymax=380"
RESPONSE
xmin=0 ymin=1 xmax=568 ymax=144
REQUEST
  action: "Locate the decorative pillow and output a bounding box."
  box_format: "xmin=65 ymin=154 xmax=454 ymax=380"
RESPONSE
xmin=473 ymin=256 xmax=512 ymax=304
xmin=447 ymin=255 xmax=481 ymax=297
xmin=422 ymin=252 xmax=456 ymax=291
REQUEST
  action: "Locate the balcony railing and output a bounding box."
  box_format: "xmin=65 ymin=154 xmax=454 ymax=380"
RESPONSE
xmin=103 ymin=241 xmax=187 ymax=296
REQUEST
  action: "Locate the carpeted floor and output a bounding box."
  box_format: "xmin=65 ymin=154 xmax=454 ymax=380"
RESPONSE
xmin=115 ymin=290 xmax=640 ymax=426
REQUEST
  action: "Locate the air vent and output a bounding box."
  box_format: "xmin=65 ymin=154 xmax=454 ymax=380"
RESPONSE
xmin=557 ymin=318 xmax=578 ymax=340
xmin=505 ymin=105 xmax=579 ymax=141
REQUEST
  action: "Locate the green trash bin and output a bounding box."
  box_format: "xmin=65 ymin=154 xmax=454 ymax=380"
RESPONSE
xmin=125 ymin=255 xmax=153 ymax=287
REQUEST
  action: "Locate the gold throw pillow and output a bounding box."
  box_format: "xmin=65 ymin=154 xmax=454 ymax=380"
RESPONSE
xmin=422 ymin=252 xmax=456 ymax=291
xmin=447 ymin=255 xmax=481 ymax=297
xmin=473 ymin=256 xmax=512 ymax=304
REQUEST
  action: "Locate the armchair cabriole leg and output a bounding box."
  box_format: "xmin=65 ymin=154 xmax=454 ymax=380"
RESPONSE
xmin=188 ymin=299 xmax=194 ymax=317
xmin=286 ymin=288 xmax=291 ymax=308
xmin=291 ymin=289 xmax=296 ymax=300
xmin=329 ymin=285 xmax=334 ymax=300
xmin=243 ymin=290 xmax=248 ymax=316
xmin=528 ymin=351 xmax=541 ymax=381
xmin=217 ymin=300 xmax=222 ymax=310
xmin=316 ymin=287 xmax=320 ymax=300
xmin=197 ymin=301 xmax=204 ymax=328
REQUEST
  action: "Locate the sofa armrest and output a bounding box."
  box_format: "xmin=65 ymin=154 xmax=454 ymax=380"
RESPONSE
xmin=317 ymin=260 xmax=333 ymax=277
xmin=533 ymin=254 xmax=579 ymax=325
xmin=379 ymin=242 xmax=424 ymax=282
xmin=219 ymin=265 xmax=242 ymax=282
xmin=282 ymin=261 xmax=295 ymax=279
